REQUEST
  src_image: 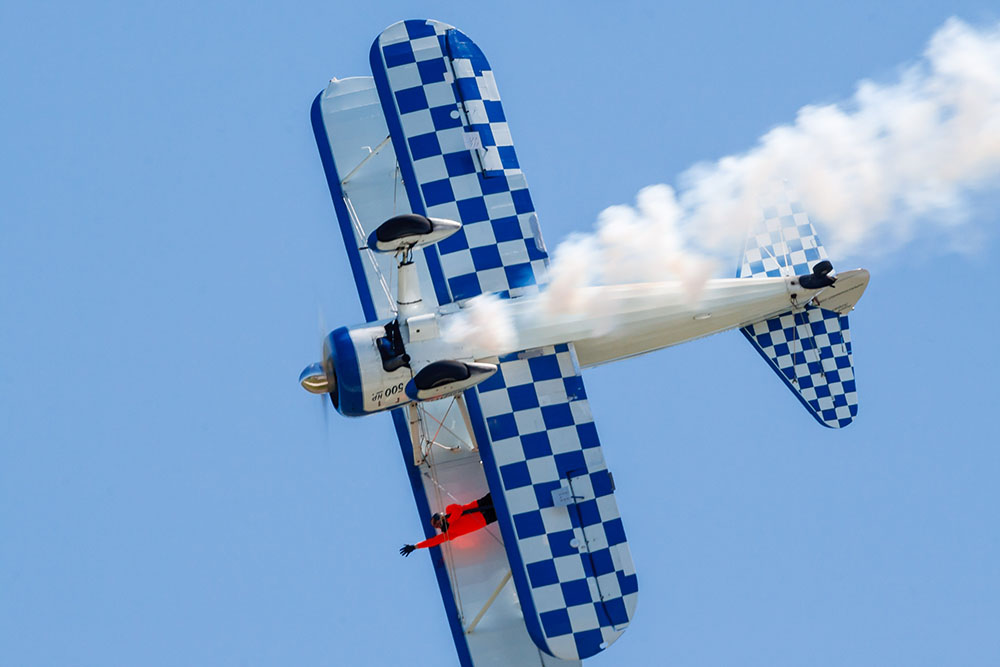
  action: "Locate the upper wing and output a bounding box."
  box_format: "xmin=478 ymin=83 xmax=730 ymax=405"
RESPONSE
xmin=369 ymin=20 xmax=639 ymax=660
xmin=370 ymin=19 xmax=549 ymax=304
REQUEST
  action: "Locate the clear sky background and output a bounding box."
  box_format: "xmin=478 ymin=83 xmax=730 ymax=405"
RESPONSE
xmin=3 ymin=2 xmax=999 ymax=666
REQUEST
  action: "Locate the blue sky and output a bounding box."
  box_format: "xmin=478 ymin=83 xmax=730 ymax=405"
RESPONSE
xmin=3 ymin=2 xmax=999 ymax=665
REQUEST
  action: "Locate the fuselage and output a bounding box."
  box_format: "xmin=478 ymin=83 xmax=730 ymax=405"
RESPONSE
xmin=416 ymin=274 xmax=817 ymax=367
xmin=325 ymin=272 xmax=838 ymax=416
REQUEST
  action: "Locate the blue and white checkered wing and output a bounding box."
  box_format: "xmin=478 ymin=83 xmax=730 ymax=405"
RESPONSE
xmin=464 ymin=344 xmax=638 ymax=661
xmin=737 ymin=195 xmax=859 ymax=428
xmin=372 ymin=21 xmax=640 ymax=655
xmin=370 ymin=19 xmax=549 ymax=304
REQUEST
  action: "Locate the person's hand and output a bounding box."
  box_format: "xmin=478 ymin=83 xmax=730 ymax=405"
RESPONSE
xmin=400 ymin=544 xmax=416 ymax=557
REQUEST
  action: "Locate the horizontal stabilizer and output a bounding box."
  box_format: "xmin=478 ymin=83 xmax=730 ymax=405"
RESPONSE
xmin=738 ymin=191 xmax=863 ymax=428
xmin=742 ymin=306 xmax=858 ymax=428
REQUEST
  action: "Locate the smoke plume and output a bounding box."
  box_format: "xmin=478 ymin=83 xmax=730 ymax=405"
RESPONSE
xmin=442 ymin=292 xmax=517 ymax=352
xmin=453 ymin=19 xmax=1000 ymax=343
xmin=550 ymin=18 xmax=1000 ymax=291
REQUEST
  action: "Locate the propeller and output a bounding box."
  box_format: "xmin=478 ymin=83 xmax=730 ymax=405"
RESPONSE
xmin=300 ymin=307 xmax=338 ymax=425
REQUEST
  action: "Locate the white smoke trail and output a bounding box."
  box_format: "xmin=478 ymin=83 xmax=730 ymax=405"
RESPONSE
xmin=442 ymin=292 xmax=517 ymax=352
xmin=553 ymin=18 xmax=1000 ymax=288
xmin=451 ymin=19 xmax=1000 ymax=344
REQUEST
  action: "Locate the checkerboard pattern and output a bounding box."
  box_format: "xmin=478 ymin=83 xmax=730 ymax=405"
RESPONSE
xmin=372 ymin=20 xmax=637 ymax=658
xmin=371 ymin=20 xmax=549 ymax=303
xmin=737 ymin=192 xmax=858 ymax=428
xmin=737 ymin=194 xmax=827 ymax=279
xmin=473 ymin=344 xmax=638 ymax=660
xmin=741 ymin=308 xmax=858 ymax=428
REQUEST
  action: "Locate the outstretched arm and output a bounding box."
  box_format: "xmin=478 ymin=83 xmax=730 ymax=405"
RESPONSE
xmin=415 ymin=532 xmax=448 ymax=549
xmin=399 ymin=532 xmax=450 ymax=556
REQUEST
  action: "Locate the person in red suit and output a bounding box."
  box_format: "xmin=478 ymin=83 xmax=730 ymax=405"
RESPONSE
xmin=400 ymin=493 xmax=496 ymax=556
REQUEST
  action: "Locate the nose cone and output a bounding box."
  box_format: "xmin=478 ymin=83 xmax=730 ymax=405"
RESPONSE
xmin=299 ymin=362 xmax=330 ymax=394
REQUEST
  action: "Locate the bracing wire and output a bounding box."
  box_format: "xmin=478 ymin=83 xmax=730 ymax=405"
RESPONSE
xmin=418 ymin=400 xmax=466 ymax=621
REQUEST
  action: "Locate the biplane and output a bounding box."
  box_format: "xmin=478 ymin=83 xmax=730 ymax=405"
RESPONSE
xmin=302 ymin=19 xmax=869 ymax=666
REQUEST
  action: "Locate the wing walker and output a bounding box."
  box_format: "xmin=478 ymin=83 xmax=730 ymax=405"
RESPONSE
xmin=301 ymin=19 xmax=869 ymax=665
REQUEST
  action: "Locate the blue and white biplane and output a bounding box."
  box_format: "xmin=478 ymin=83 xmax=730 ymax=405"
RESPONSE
xmin=302 ymin=19 xmax=869 ymax=666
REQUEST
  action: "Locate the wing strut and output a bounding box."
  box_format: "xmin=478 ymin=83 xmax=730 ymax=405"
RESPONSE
xmin=464 ymin=569 xmax=512 ymax=634
xmin=455 ymin=393 xmax=478 ymax=453
xmin=340 ymin=134 xmax=391 ymax=185
xmin=341 ymin=192 xmax=395 ymax=312
xmin=411 ymin=396 xmax=480 ymax=465
xmin=407 ymin=403 xmax=422 ymax=465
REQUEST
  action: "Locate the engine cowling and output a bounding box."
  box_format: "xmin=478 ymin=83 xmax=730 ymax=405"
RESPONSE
xmin=300 ymin=320 xmax=501 ymax=417
xmin=301 ymin=321 xmax=413 ymax=417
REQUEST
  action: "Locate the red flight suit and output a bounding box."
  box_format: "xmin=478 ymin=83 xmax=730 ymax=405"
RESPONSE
xmin=416 ymin=496 xmax=493 ymax=549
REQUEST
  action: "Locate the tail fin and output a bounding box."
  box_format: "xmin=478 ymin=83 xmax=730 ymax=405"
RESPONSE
xmin=737 ymin=196 xmax=826 ymax=280
xmin=737 ymin=194 xmax=865 ymax=429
